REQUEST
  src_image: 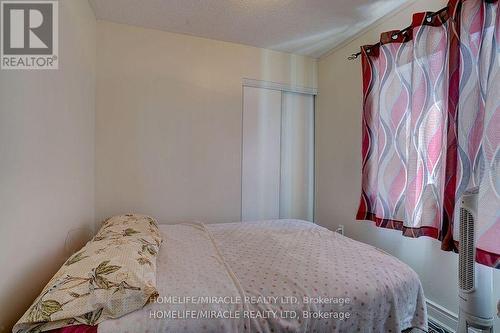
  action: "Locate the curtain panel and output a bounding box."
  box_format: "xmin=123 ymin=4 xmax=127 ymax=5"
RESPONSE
xmin=356 ymin=0 xmax=499 ymax=268
xmin=456 ymin=0 xmax=499 ymax=267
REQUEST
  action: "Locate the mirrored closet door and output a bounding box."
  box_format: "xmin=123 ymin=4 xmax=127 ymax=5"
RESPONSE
xmin=241 ymin=84 xmax=314 ymax=222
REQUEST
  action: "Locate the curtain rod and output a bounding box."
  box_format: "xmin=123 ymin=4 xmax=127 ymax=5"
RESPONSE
xmin=347 ymin=6 xmax=449 ymax=60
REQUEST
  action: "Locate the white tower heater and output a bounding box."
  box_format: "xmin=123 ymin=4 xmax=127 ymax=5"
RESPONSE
xmin=457 ymin=187 xmax=494 ymax=333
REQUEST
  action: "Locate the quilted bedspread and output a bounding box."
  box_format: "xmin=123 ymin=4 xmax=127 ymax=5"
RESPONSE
xmin=99 ymin=220 xmax=427 ymax=333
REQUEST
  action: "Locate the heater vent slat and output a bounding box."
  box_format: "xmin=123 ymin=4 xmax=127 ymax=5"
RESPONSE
xmin=459 ymin=207 xmax=475 ymax=291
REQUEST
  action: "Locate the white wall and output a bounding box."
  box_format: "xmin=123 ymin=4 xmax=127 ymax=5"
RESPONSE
xmin=0 ymin=1 xmax=96 ymax=331
xmin=95 ymin=21 xmax=317 ymax=224
xmin=315 ymin=0 xmax=500 ymax=329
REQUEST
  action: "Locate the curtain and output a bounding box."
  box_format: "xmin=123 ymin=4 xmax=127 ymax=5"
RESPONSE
xmin=356 ymin=0 xmax=499 ymax=268
xmin=456 ymin=0 xmax=499 ymax=267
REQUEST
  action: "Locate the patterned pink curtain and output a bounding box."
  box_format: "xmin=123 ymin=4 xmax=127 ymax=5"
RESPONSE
xmin=356 ymin=0 xmax=500 ymax=268
xmin=456 ymin=0 xmax=499 ymax=267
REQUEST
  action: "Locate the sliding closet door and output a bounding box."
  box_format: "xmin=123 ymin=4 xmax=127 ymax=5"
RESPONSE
xmin=241 ymin=86 xmax=282 ymax=221
xmin=280 ymin=92 xmax=314 ymax=221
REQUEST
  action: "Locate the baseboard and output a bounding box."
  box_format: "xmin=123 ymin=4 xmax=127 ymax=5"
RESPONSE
xmin=426 ymin=299 xmax=458 ymax=333
xmin=426 ymin=299 xmax=488 ymax=333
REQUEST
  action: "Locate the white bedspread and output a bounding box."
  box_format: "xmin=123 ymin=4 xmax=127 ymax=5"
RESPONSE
xmin=99 ymin=220 xmax=427 ymax=333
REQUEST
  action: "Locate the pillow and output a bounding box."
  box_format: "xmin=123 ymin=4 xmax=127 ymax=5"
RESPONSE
xmin=13 ymin=214 xmax=163 ymax=333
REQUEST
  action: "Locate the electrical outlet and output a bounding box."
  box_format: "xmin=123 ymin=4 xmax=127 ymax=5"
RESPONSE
xmin=336 ymin=225 xmax=344 ymax=235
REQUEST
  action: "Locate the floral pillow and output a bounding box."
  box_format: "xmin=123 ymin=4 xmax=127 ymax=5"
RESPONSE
xmin=13 ymin=214 xmax=163 ymax=333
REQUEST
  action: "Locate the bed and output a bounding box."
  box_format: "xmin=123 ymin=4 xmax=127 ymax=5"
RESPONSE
xmin=18 ymin=217 xmax=427 ymax=333
xmin=94 ymin=219 xmax=427 ymax=333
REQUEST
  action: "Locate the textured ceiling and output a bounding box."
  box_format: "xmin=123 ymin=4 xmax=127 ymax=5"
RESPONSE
xmin=89 ymin=0 xmax=413 ymax=58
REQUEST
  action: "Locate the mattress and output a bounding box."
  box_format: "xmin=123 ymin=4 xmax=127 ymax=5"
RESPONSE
xmin=98 ymin=219 xmax=427 ymax=332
